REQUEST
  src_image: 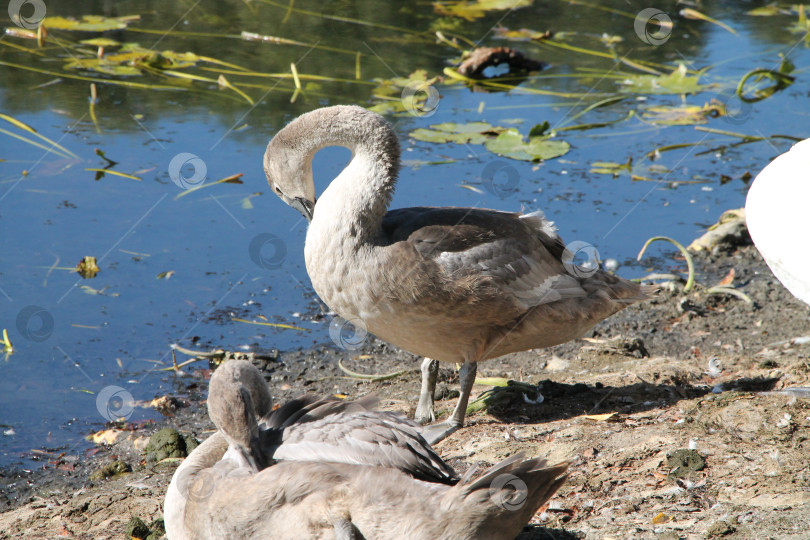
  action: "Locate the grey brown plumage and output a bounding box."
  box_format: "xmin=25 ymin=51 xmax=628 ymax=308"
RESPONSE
xmin=165 ymin=360 xmax=569 ymax=540
xmin=264 ymin=105 xmax=654 ymax=441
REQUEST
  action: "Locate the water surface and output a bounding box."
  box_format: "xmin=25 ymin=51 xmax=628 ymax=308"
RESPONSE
xmin=1 ymin=0 xmax=808 ymax=469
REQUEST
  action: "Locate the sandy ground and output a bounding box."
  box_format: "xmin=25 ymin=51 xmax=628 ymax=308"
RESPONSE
xmin=1 ymin=228 xmax=809 ymax=539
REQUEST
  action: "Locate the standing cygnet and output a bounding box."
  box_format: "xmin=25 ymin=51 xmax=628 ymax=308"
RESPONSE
xmin=264 ymin=105 xmax=655 ymax=443
xmin=745 ymin=138 xmax=810 ymax=306
xmin=167 ymin=360 xmax=569 ymax=540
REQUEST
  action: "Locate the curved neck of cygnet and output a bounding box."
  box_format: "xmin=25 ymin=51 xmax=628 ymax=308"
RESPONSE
xmin=295 ymin=106 xmax=400 ymax=237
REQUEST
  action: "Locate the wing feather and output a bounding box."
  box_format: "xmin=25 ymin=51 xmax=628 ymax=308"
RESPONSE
xmin=382 ymin=207 xmax=587 ymax=309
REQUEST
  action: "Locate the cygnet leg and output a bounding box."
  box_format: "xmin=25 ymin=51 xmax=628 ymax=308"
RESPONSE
xmin=421 ymin=361 xmax=477 ymax=445
xmin=415 ymin=357 xmax=439 ymax=424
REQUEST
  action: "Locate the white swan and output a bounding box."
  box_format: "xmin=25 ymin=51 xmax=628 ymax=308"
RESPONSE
xmin=264 ymin=105 xmax=654 ymax=443
xmin=165 ymin=360 xmax=569 ymax=540
xmin=745 ymin=137 xmax=810 ymax=306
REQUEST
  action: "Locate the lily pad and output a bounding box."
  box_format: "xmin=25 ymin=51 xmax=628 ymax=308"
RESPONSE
xmin=64 ymin=48 xmax=201 ymax=76
xmin=410 ymin=122 xmax=497 ymax=144
xmin=619 ymin=64 xmax=705 ymax=95
xmin=410 ymin=122 xmax=569 ymax=162
xmin=42 ymin=15 xmax=140 ymax=32
xmin=80 ymin=38 xmax=121 ymax=47
xmin=369 ymin=70 xmax=440 ymax=115
xmin=64 ymin=58 xmax=142 ymax=76
xmin=483 ymin=129 xmax=570 ymax=162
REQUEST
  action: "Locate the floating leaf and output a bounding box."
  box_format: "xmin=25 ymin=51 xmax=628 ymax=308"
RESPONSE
xmin=619 ymin=63 xmax=705 ymax=95
xmin=85 ymin=168 xmax=142 ymax=180
xmin=459 ymin=184 xmax=485 ymax=194
xmin=2 ymin=329 xmax=13 ymax=355
xmin=135 ymin=50 xmax=200 ymax=70
xmin=493 ymin=27 xmax=553 ymax=41
xmin=80 ymin=37 xmax=121 ymax=47
xmin=483 ymin=128 xmax=570 ymax=162
xmin=63 ymin=48 xmax=202 ymax=77
xmin=42 ymin=15 xmax=140 ymax=32
xmin=748 ymin=5 xmax=784 ymax=16
xmin=0 ymin=113 xmax=79 ymax=160
xmin=216 ymin=74 xmax=254 ymax=105
xmin=680 ymin=8 xmax=737 ymax=35
xmin=76 ymin=256 xmax=99 ymax=279
xmin=411 ymin=122 xmax=569 ymax=162
xmin=369 ymin=70 xmax=440 ymax=114
xmin=409 ymin=122 xmax=497 ymax=144
xmin=642 ymin=100 xmax=724 ymax=126
xmin=590 ymin=158 xmax=632 ymax=176
xmin=435 ymin=0 xmax=533 ymax=21
xmin=79 ymin=285 xmax=112 ymax=295
xmin=590 ymin=158 xmax=670 ymax=179
xmin=528 ymin=121 xmax=550 ymax=137
xmin=65 ymin=52 xmax=143 ymax=76
xmin=173 ymin=173 xmax=244 ymax=200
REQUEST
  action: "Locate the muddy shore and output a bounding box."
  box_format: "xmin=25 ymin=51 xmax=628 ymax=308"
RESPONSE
xmin=1 ymin=229 xmax=809 ymax=539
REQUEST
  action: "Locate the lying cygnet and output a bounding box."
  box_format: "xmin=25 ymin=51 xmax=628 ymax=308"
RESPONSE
xmin=264 ymin=105 xmax=654 ymax=443
xmin=166 ymin=360 xmax=569 ymax=540
xmin=745 ymin=138 xmax=810 ymax=306
xmin=165 ymin=360 xmax=381 ymax=540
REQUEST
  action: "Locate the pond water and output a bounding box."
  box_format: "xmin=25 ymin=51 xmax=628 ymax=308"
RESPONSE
xmin=1 ymin=0 xmax=808 ymax=470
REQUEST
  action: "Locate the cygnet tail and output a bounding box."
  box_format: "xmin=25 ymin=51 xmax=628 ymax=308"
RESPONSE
xmin=613 ymin=282 xmax=660 ymax=304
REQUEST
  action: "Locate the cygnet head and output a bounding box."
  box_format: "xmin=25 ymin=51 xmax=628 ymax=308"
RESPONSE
xmin=263 ymin=111 xmax=320 ymax=222
xmin=207 ymin=360 xmax=272 ymax=471
xmin=264 ymin=105 xmax=399 ymax=223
